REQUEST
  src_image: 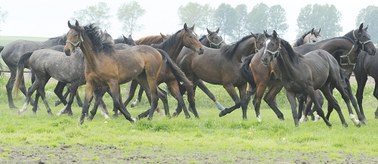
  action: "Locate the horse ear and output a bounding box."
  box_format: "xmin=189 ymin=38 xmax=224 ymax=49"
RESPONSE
xmin=207 ymin=28 xmax=211 ymax=34
xmin=216 ymin=28 xmax=220 ymax=33
xmin=190 ymin=24 xmax=195 ymax=31
xmin=318 ymin=28 xmax=321 ymax=34
xmin=75 ymin=20 xmax=80 ymax=27
xmin=364 ymin=25 xmax=368 ymax=31
xmin=250 ymin=32 xmax=257 ymax=38
xmin=273 ymin=30 xmax=278 ymax=38
xmin=184 ymin=23 xmax=188 ymax=31
xmin=68 ymin=20 xmax=73 ymax=28
xmin=311 ymin=28 xmax=315 ymax=34
xmin=359 ymin=23 xmax=364 ymax=32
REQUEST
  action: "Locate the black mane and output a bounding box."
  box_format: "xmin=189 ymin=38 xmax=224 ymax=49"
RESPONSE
xmin=221 ymin=34 xmax=255 ymax=59
xmin=280 ymin=38 xmax=300 ymax=64
xmin=153 ymin=29 xmax=182 ymax=50
xmin=83 ymin=24 xmax=114 ymax=55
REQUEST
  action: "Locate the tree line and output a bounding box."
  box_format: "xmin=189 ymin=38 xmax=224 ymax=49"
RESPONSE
xmin=0 ymin=2 xmax=377 ymax=43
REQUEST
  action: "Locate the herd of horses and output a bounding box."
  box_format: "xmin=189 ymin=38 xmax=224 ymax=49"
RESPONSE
xmin=1 ymin=20 xmax=378 ymax=127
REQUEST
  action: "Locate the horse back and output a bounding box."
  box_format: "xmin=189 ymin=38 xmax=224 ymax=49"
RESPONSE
xmin=1 ymin=40 xmax=44 ymax=66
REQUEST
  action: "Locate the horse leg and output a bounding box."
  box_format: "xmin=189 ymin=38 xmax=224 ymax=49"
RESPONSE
xmin=373 ymin=82 xmax=378 ymax=119
xmin=107 ymin=81 xmax=135 ymax=123
xmin=88 ymin=88 xmax=107 ymax=120
xmin=60 ymin=81 xmax=81 ymax=116
xmin=286 ymin=91 xmax=300 ymax=127
xmin=54 ymin=82 xmax=68 ymax=106
xmin=169 ymin=81 xmax=191 ymax=119
xmin=80 ymin=82 xmax=95 ymax=125
xmin=218 ymin=84 xmax=242 ymax=119
xmin=123 ymin=80 xmax=138 ymax=107
xmin=320 ymin=85 xmax=347 ymax=127
xmin=196 ymin=80 xmax=225 ymax=110
xmin=297 ymin=94 xmax=306 ymax=122
xmin=238 ymin=84 xmax=248 ymax=120
xmin=18 ymin=78 xmax=41 ymax=114
xmin=157 ymin=87 xmax=170 ymax=117
xmin=345 ymin=78 xmax=365 ymax=124
xmin=263 ymin=84 xmax=284 ymax=120
xmin=355 ymin=72 xmax=367 ymax=121
xmin=131 ymin=86 xmax=144 ymax=108
xmin=36 ymin=80 xmax=53 ymax=116
xmin=252 ymin=82 xmax=268 ymax=122
xmin=6 ymin=70 xmax=17 ymax=109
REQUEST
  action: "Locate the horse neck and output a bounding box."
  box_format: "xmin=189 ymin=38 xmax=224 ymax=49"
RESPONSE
xmin=161 ymin=34 xmax=185 ymax=61
xmin=79 ymin=34 xmax=100 ymax=70
xmin=233 ymin=38 xmax=256 ymax=61
xmin=276 ymin=45 xmax=300 ymax=81
xmin=200 ymin=38 xmax=210 ymax=47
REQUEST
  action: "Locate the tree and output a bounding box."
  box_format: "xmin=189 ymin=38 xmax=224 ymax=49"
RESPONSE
xmin=73 ymin=2 xmax=111 ymax=29
xmin=213 ymin=3 xmax=237 ymax=42
xmin=246 ymin=3 xmax=269 ymax=34
xmin=178 ymin=2 xmax=214 ymax=33
xmin=297 ymin=4 xmax=342 ymax=39
xmin=233 ymin=4 xmax=249 ymax=40
xmin=356 ymin=6 xmax=378 ymax=43
xmin=117 ymin=1 xmax=145 ymax=35
xmin=0 ymin=7 xmax=8 ymax=32
xmin=267 ymin=5 xmax=288 ymax=35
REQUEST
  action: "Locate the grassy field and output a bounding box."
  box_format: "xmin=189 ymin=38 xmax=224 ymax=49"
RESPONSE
xmin=0 ymin=73 xmax=377 ymax=163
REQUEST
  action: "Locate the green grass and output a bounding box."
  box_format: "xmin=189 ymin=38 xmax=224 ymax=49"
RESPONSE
xmin=0 ymin=74 xmax=377 ymax=162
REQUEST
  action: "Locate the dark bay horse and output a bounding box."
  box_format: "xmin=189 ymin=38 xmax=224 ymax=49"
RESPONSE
xmin=1 ymin=35 xmax=66 ymax=109
xmin=249 ymin=23 xmax=375 ymax=124
xmin=292 ymin=28 xmax=321 ymax=47
xmin=64 ymin=20 xmax=165 ymax=124
xmin=199 ymin=28 xmax=225 ymax=48
xmin=354 ymin=49 xmax=378 ymax=119
xmin=261 ymin=30 xmax=355 ymax=127
xmin=176 ymin=33 xmax=266 ymax=119
xmin=122 ymin=23 xmax=204 ymax=119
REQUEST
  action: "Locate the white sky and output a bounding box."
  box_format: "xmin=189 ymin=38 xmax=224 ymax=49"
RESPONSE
xmin=0 ymin=0 xmax=376 ymax=41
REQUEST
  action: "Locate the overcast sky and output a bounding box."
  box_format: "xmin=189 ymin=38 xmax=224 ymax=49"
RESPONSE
xmin=0 ymin=0 xmax=376 ymax=41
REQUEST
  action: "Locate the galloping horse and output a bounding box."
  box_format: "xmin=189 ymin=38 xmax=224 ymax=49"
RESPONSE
xmin=354 ymin=49 xmax=378 ymax=119
xmin=176 ymin=33 xmax=266 ymax=119
xmin=122 ymin=23 xmax=204 ymax=119
xmin=199 ymin=28 xmax=225 ymax=48
xmin=64 ymin=20 xmax=165 ymax=124
xmin=292 ymin=28 xmax=321 ymax=47
xmin=249 ymin=23 xmax=375 ymax=124
xmin=1 ymin=35 xmax=66 ymax=109
xmin=261 ymin=30 xmax=355 ymax=127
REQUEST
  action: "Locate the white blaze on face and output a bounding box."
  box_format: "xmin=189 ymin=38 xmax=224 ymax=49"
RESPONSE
xmin=263 ymin=39 xmax=271 ymax=55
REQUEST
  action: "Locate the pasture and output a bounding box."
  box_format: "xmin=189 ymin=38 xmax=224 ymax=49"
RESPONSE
xmin=0 ymin=74 xmax=378 ymax=163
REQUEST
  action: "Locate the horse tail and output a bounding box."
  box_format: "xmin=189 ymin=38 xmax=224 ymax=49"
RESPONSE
xmin=240 ymin=54 xmax=256 ymax=91
xmin=14 ymin=51 xmax=33 ymax=95
xmin=156 ymin=48 xmax=193 ymax=87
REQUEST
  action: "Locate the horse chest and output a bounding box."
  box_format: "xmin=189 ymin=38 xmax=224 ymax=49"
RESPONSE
xmin=283 ymin=80 xmax=307 ymax=93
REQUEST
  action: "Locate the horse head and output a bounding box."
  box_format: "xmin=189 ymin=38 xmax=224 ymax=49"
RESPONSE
xmin=303 ymin=28 xmax=321 ymax=43
xmin=261 ymin=30 xmax=281 ymax=66
xmin=353 ymin=23 xmax=376 ymax=56
xmin=206 ymin=28 xmax=225 ymax=48
xmin=182 ymin=23 xmax=204 ymax=54
xmin=65 ymin=20 xmax=84 ymax=56
xmin=122 ymin=34 xmax=136 ymax=46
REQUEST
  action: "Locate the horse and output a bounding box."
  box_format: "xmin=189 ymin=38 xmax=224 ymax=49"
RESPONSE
xmin=135 ymin=33 xmax=169 ymax=45
xmin=354 ymin=49 xmax=378 ymax=119
xmin=64 ymin=20 xmax=186 ymax=124
xmin=13 ymin=49 xmax=85 ymax=116
xmin=199 ymin=28 xmax=225 ymax=48
xmin=176 ymin=33 xmax=266 ymax=119
xmin=261 ymin=30 xmax=356 ymax=127
xmin=248 ymin=23 xmax=375 ymax=124
xmin=1 ymin=35 xmax=66 ymax=109
xmin=292 ymin=28 xmax=321 ymax=47
xmin=121 ymin=23 xmax=204 ymax=119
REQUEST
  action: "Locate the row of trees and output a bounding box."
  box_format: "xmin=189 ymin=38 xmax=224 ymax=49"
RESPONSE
xmin=1 ymin=2 xmax=378 ymax=43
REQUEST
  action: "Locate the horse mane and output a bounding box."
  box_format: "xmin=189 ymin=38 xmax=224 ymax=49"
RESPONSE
xmin=199 ymin=35 xmax=206 ymax=42
xmin=135 ymin=35 xmax=164 ymax=45
xmin=153 ymin=29 xmax=182 ymax=50
xmin=83 ymin=24 xmax=114 ymax=55
xmin=48 ymin=34 xmax=67 ymax=45
xmin=280 ymin=38 xmax=301 ymax=64
xmin=221 ymin=34 xmax=255 ymax=59
xmin=342 ymin=30 xmax=356 ymax=43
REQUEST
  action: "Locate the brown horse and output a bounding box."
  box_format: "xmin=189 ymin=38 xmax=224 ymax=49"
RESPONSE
xmin=199 ymin=28 xmax=225 ymax=48
xmin=176 ymin=33 xmax=266 ymax=119
xmin=249 ymin=23 xmax=375 ymax=124
xmin=64 ymin=20 xmax=165 ymax=124
xmin=123 ymin=23 xmax=204 ymax=119
xmin=135 ymin=33 xmax=169 ymax=45
xmin=261 ymin=30 xmax=353 ymax=127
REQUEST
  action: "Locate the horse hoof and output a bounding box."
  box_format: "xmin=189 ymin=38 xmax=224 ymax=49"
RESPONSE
xmin=172 ymin=112 xmax=178 ymax=117
xmin=343 ymin=123 xmax=348 ymax=128
xmin=219 ymin=111 xmax=226 ymax=117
